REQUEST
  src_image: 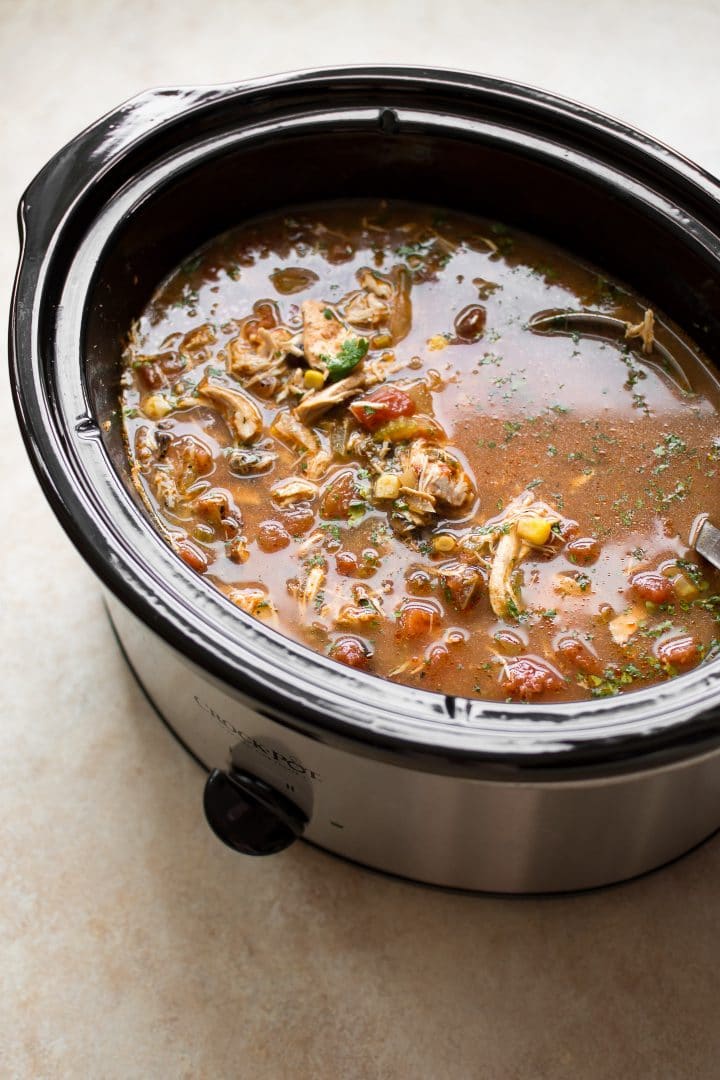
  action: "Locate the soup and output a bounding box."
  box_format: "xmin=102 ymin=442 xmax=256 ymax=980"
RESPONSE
xmin=120 ymin=200 xmax=720 ymax=702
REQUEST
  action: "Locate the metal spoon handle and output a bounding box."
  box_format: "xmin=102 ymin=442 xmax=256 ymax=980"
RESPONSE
xmin=527 ymin=309 xmax=693 ymax=394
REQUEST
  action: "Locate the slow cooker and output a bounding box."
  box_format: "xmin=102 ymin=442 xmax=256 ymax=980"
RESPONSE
xmin=11 ymin=66 xmax=720 ymax=892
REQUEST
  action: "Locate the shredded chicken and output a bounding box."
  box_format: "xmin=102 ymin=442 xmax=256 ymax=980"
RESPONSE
xmin=181 ymin=323 xmax=216 ymax=357
xmin=625 ymin=308 xmax=655 ymax=354
xmin=271 ymin=408 xmax=319 ymax=454
xmin=297 ymin=531 xmax=326 ymax=557
xmin=488 ymin=521 xmax=524 ymax=619
xmin=303 ymin=450 xmax=334 ymax=480
xmin=344 ymin=290 xmax=389 ymax=328
xmin=270 ymin=409 xmax=332 ymax=478
xmin=609 ymin=606 xmax=646 ymax=645
xmin=298 ymin=565 xmax=326 ymax=617
xmin=294 ymin=370 xmax=368 ymax=425
xmin=227 ymin=325 xmax=302 ymax=380
xmin=398 ymin=439 xmax=474 ymax=524
xmin=359 ymin=268 xmax=393 ymax=299
xmin=198 ymin=378 xmax=263 ymax=443
xmin=340 ymin=265 xmax=412 ymax=343
xmin=553 ymin=573 xmax=592 ymax=597
xmin=270 ymin=477 xmax=319 ymax=504
xmin=228 ymin=587 xmax=276 ymax=621
xmin=225 ymin=446 xmax=276 ymax=475
xmin=389 ymin=656 xmax=426 ymax=677
xmin=134 ymin=425 xmax=156 ymax=467
xmin=483 ymin=494 xmax=563 ymax=618
xmin=152 ymin=469 xmax=182 ymax=511
xmin=363 ymin=351 xmax=407 ymax=383
xmin=333 ymin=584 xmax=386 ymax=629
xmin=147 ymin=432 xmax=213 ymax=511
xmin=301 ymin=300 xmax=355 ymax=368
xmin=193 ymin=488 xmax=242 ymax=534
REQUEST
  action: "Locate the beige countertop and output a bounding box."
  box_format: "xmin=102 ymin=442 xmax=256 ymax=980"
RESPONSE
xmin=3 ymin=1 xmax=720 ymax=1076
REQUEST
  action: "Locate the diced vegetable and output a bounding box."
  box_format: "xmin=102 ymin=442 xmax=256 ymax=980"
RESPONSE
xmin=630 ymin=571 xmax=674 ymax=604
xmin=257 ymin=520 xmax=292 ymax=552
xmin=374 ymin=473 xmax=402 ymax=500
xmin=320 ymin=470 xmax=358 ymax=519
xmin=328 ymin=637 xmax=371 ymax=670
xmin=142 ymin=393 xmax=173 ymax=419
xmin=566 ymin=536 xmax=600 ymax=565
xmin=502 ymin=656 xmax=563 ymax=700
xmin=304 ymin=369 xmax=326 ymax=390
xmin=372 ymin=414 xmax=441 ymax=443
xmin=432 ymin=534 xmax=457 ymax=553
xmin=517 ymin=516 xmax=552 ymax=546
xmin=657 ymin=635 xmax=700 ymax=669
xmin=609 ymin=607 xmax=645 ymax=645
xmin=350 ymin=386 xmax=416 ymax=432
xmin=395 ymin=600 xmax=437 ymax=640
xmin=673 ymin=575 xmax=699 ymax=600
xmin=176 ymin=539 xmax=208 ymax=573
xmin=371 ymin=333 xmax=393 ymax=349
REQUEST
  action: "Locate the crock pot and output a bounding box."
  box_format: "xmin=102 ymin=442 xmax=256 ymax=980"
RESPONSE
xmin=11 ymin=66 xmax=720 ymax=892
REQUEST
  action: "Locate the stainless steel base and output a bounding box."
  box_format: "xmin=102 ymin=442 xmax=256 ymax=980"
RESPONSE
xmin=107 ymin=595 xmax=720 ymax=892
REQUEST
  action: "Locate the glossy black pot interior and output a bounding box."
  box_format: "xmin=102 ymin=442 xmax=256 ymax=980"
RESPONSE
xmin=12 ymin=67 xmax=720 ymax=778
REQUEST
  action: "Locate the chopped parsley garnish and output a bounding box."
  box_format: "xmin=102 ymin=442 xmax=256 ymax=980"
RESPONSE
xmin=320 ymin=523 xmax=342 ymax=542
xmin=677 ymin=559 xmax=704 ymax=586
xmin=588 ymin=664 xmax=646 ymax=697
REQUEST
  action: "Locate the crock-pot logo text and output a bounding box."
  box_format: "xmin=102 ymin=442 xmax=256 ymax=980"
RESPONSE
xmin=193 ymin=696 xmax=321 ymax=781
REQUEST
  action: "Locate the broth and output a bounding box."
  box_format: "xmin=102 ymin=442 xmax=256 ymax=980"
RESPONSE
xmin=120 ymin=200 xmax=720 ymax=702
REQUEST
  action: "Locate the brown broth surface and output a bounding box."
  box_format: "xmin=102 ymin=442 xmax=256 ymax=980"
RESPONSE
xmin=120 ymin=200 xmax=720 ymax=703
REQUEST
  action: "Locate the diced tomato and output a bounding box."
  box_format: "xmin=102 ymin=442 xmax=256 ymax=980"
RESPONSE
xmin=566 ymin=536 xmax=601 ymax=565
xmin=328 ymin=637 xmax=371 ymax=670
xmin=395 ymin=600 xmax=437 ymax=640
xmin=280 ymin=505 xmax=315 ymax=537
xmin=555 ymin=636 xmax=600 ymax=675
xmin=320 ymin=470 xmax=357 ymax=519
xmin=502 ymin=656 xmax=564 ymax=700
xmin=657 ymin=635 xmax=699 ymax=670
xmin=176 ymin=539 xmax=208 ymax=574
xmin=350 ymin=386 xmax=415 ymax=432
xmin=257 ymin=520 xmax=292 ymax=552
xmin=630 ymin=571 xmax=674 ymax=605
xmin=336 ymin=551 xmax=359 ymax=576
xmin=426 ymin=643 xmax=450 ymax=670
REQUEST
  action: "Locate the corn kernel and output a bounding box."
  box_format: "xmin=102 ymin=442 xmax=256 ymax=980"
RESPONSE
xmin=427 ymin=335 xmax=449 ymax=351
xmin=304 ymin=369 xmax=325 ymax=390
xmin=517 ymin=516 xmax=552 ymax=546
xmin=142 ymin=393 xmax=172 ymax=419
xmin=374 ymin=473 xmax=401 ymax=500
xmin=371 ymin=333 xmax=393 ymax=349
xmin=432 ymin=534 xmax=457 ymax=553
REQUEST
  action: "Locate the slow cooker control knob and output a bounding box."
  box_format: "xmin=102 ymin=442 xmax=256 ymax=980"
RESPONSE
xmin=203 ymin=768 xmax=307 ymax=855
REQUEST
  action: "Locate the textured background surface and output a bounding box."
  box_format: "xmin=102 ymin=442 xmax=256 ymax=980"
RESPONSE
xmin=3 ymin=1 xmax=720 ymax=1076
